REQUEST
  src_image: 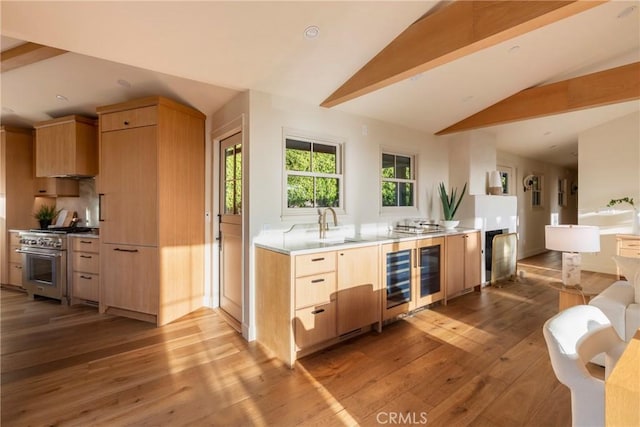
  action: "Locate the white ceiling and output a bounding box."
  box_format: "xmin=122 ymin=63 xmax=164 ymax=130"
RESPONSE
xmin=2 ymin=1 xmax=639 ymax=169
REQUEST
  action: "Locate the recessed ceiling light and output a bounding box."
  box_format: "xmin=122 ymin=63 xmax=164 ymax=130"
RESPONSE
xmin=117 ymin=79 xmax=132 ymax=88
xmin=508 ymin=45 xmax=520 ymax=54
xmin=304 ymin=25 xmax=320 ymax=39
xmin=55 ymin=94 xmax=68 ymax=102
xmin=617 ymin=5 xmax=637 ymax=19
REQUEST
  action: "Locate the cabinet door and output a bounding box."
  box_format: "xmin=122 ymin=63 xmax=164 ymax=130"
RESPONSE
xmin=464 ymin=232 xmax=482 ymax=289
xmin=100 ymin=127 xmax=158 ymax=246
xmin=35 ymin=122 xmax=73 ymax=176
xmin=101 ymin=244 xmax=158 ymax=315
xmin=381 ymin=241 xmax=415 ymax=320
xmin=337 ymin=245 xmax=380 ymax=335
xmin=446 ymin=234 xmax=466 ymax=297
xmin=414 ymin=237 xmax=445 ymax=307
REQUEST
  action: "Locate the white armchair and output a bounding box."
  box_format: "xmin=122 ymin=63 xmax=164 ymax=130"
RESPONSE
xmin=589 ymin=280 xmax=640 ymax=342
xmin=543 ymin=305 xmax=626 ymax=427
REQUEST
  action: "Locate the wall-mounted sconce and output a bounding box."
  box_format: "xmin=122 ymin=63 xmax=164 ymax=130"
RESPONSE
xmin=571 ymin=182 xmax=578 ymax=195
xmin=523 ymin=175 xmax=535 ymax=192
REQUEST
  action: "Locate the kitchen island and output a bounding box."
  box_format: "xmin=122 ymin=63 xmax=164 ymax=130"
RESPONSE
xmin=255 ymin=227 xmax=481 ymax=366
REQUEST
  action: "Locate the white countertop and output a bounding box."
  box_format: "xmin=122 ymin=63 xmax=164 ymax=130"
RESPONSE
xmin=67 ymin=233 xmax=100 ymax=239
xmin=255 ymin=227 xmax=476 ymax=255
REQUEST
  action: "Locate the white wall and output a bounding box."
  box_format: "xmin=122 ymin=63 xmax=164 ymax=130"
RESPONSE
xmin=578 ymin=111 xmax=640 ymax=275
xmin=496 ymin=151 xmax=578 ymax=259
xmin=447 ymin=131 xmax=497 ymax=195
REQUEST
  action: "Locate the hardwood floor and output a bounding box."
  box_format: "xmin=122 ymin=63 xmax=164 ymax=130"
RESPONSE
xmin=1 ymin=252 xmax=616 ymax=426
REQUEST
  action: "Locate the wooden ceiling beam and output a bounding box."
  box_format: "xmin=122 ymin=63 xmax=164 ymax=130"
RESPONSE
xmin=1 ymin=42 xmax=67 ymax=73
xmin=436 ymin=61 xmax=640 ymax=135
xmin=320 ymin=0 xmax=605 ymax=108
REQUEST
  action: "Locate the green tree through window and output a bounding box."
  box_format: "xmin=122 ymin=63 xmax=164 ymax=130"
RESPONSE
xmin=382 ymin=153 xmax=415 ymax=207
xmin=285 ymin=138 xmax=341 ymax=209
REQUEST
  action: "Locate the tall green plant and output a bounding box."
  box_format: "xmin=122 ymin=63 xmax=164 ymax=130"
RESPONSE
xmin=33 ymin=204 xmax=60 ymax=221
xmin=438 ymin=182 xmax=467 ymax=220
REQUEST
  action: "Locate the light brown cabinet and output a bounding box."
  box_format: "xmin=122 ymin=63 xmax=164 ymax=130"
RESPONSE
xmin=70 ymin=236 xmax=100 ymax=303
xmin=97 ymin=96 xmax=205 ymax=326
xmin=381 ymin=237 xmax=445 ymax=321
xmin=445 ymin=231 xmax=481 ymax=300
xmin=616 ymin=234 xmax=640 ymax=279
xmin=256 ymin=244 xmax=382 ymax=367
xmin=34 ymin=115 xmax=98 ymax=177
xmin=33 ymin=177 xmax=79 ymax=197
xmin=1 ymin=126 xmax=37 ymax=285
xmin=293 ymin=251 xmax=337 ymax=349
xmin=8 ymin=232 xmax=23 ymax=287
xmin=337 ymin=245 xmax=380 ymax=335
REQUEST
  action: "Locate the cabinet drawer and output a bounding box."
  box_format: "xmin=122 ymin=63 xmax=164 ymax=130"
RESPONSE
xmin=73 ymin=252 xmax=100 ymax=273
xmin=619 ymin=248 xmax=640 ymax=258
xmin=294 ymin=302 xmax=336 ymax=349
xmin=9 ymin=246 xmax=21 ymax=263
xmin=10 ymin=233 xmax=21 ymax=245
xmin=295 ymin=252 xmax=336 ymax=277
xmin=295 ymin=272 xmax=336 ymax=309
xmin=72 ymin=272 xmax=99 ymax=301
xmin=100 ymin=106 xmax=157 ymax=131
xmin=72 ymin=237 xmax=99 ymax=253
xmin=9 ymin=263 xmax=23 ymax=286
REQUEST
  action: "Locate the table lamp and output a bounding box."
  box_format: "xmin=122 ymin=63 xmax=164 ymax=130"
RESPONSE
xmin=545 ymin=225 xmax=600 ymax=287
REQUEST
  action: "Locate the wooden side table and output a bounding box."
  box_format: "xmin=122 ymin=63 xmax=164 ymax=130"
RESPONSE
xmin=606 ymin=328 xmax=640 ymax=426
xmin=546 ymin=281 xmax=611 ymax=311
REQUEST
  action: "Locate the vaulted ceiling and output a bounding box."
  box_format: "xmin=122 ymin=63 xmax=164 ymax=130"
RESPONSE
xmin=2 ymin=1 xmax=639 ymax=168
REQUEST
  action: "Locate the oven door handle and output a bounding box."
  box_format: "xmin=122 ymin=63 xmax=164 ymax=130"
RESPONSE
xmin=15 ymin=249 xmax=63 ymax=258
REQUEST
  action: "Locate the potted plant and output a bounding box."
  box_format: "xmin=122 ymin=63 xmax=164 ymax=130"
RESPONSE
xmin=607 ymin=197 xmax=639 ymax=234
xmin=34 ymin=204 xmax=60 ymax=229
xmin=438 ymin=182 xmax=467 ymax=229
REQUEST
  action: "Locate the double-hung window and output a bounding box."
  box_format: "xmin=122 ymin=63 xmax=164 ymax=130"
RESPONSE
xmin=284 ymin=133 xmax=343 ymax=214
xmin=381 ymin=152 xmax=415 ymax=208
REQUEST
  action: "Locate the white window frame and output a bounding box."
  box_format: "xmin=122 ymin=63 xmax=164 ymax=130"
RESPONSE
xmin=497 ymin=164 xmax=514 ymax=195
xmin=282 ymin=128 xmax=345 ymax=217
xmin=530 ymin=173 xmax=544 ymax=208
xmin=380 ymin=148 xmax=419 ymax=214
xmin=558 ymin=178 xmax=567 ymax=207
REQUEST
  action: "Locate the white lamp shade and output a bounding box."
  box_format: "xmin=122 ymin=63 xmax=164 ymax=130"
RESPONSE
xmin=489 ymin=170 xmax=502 ymax=187
xmin=545 ymin=225 xmax=601 ymax=253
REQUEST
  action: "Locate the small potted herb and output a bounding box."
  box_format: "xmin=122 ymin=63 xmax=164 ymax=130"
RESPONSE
xmin=34 ymin=205 xmax=60 ymax=229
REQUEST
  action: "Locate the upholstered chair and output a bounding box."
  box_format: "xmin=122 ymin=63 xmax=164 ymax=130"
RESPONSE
xmin=543 ymin=305 xmax=626 ymax=427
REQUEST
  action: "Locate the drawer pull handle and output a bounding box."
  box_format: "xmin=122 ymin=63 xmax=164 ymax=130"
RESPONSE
xmin=311 ymin=278 xmax=325 ymax=284
xmin=311 ymin=308 xmax=325 ymax=315
xmin=80 ymin=255 xmax=93 ymax=259
xmin=80 ymin=240 xmax=93 ymax=244
xmin=14 ymin=265 xmax=22 ymax=269
xmin=38 ymin=189 xmax=46 ymax=193
xmin=114 ymin=248 xmax=138 ymax=253
xmin=311 ymin=257 xmax=325 ymax=262
xmin=80 ymin=275 xmax=92 ymax=280
xmin=124 ymin=120 xmax=130 ymax=126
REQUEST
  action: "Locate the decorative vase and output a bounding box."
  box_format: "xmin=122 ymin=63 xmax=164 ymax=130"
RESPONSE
xmin=39 ymin=219 xmax=51 ymax=229
xmin=441 ymin=220 xmax=459 ymax=230
xmin=633 ymin=208 xmax=640 ymax=235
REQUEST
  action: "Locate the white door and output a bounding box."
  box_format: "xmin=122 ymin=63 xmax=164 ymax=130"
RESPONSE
xmin=219 ymin=132 xmax=243 ymax=324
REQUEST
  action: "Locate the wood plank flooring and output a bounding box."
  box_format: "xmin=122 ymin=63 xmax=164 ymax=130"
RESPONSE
xmin=1 ymin=252 xmax=616 ymax=426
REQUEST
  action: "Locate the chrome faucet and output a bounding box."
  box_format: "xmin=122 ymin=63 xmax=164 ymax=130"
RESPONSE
xmin=318 ymin=207 xmax=337 ymax=239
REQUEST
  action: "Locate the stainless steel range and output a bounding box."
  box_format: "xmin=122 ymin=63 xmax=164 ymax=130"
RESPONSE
xmin=16 ymin=228 xmax=90 ymax=303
